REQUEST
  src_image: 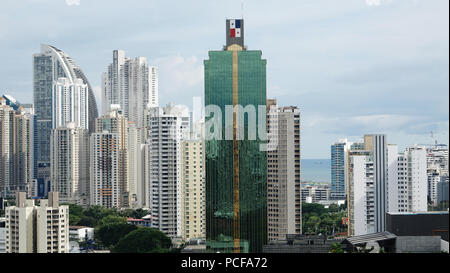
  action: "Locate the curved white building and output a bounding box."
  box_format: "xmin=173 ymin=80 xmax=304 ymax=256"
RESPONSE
xmin=33 ymin=44 xmax=98 ymax=184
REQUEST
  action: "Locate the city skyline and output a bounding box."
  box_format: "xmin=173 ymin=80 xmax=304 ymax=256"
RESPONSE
xmin=0 ymin=0 xmax=448 ymax=159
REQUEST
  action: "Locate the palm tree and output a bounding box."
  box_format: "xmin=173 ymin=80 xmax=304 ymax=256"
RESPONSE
xmin=329 ymin=242 xmax=344 ymax=253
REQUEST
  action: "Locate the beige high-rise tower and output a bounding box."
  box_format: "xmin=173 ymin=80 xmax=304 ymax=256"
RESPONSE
xmin=0 ymin=97 xmax=32 ymax=197
xmin=180 ymin=140 xmax=205 ymax=241
xmin=50 ymin=123 xmax=90 ymax=206
xmin=266 ymin=99 xmax=302 ymax=241
xmin=93 ymin=109 xmax=129 ymax=208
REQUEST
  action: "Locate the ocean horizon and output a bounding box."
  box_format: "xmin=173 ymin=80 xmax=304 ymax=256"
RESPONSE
xmin=301 ymin=159 xmax=331 ymax=183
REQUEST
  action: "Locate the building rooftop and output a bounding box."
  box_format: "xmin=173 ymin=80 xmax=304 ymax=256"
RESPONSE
xmin=69 ymin=226 xmax=93 ymax=230
xmin=343 ymin=231 xmax=397 ymax=246
xmin=387 ymin=211 xmax=449 ymax=216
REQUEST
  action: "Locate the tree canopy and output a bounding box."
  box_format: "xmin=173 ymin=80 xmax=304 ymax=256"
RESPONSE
xmin=302 ymin=203 xmax=347 ymax=236
xmin=112 ymin=228 xmax=172 ymax=253
xmin=95 ymin=223 xmax=138 ymax=248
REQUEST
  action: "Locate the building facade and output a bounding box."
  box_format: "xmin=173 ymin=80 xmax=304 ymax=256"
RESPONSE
xmin=5 ymin=192 xmax=69 ymax=253
xmin=33 ymin=44 xmax=98 ymax=190
xmin=181 ymin=140 xmax=205 ymax=241
xmin=426 ymin=144 xmax=449 ymax=206
xmin=266 ymin=99 xmax=301 ymax=242
xmin=331 ymin=139 xmax=352 ymax=200
xmin=102 ymin=50 xmax=158 ymax=127
xmin=204 ymin=19 xmax=267 ymax=253
xmin=52 ymin=78 xmax=89 ymax=130
xmin=347 ymin=135 xmax=388 ymax=236
xmin=397 ymin=146 xmax=428 ymax=212
xmin=90 ymin=132 xmax=120 ymax=209
xmin=301 ymin=185 xmax=330 ymax=203
xmin=50 ymin=123 xmax=89 ymax=205
xmin=0 ymin=98 xmax=32 ymax=197
xmin=144 ymin=105 xmax=189 ymax=238
xmin=127 ymin=122 xmax=145 ymax=208
xmin=348 ymin=148 xmax=374 ymax=236
xmin=94 ymin=109 xmax=129 ymax=207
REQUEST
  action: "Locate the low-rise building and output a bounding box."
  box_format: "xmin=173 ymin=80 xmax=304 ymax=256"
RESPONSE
xmin=386 ymin=211 xmax=449 ymax=242
xmin=301 ymin=185 xmax=330 ymax=203
xmin=127 ymin=215 xmax=152 ymax=228
xmin=69 ymin=226 xmax=94 ymax=253
xmin=263 ymin=234 xmax=341 ymax=253
xmin=0 ymin=217 xmax=5 ymax=253
xmin=5 ymin=192 xmax=69 ymax=253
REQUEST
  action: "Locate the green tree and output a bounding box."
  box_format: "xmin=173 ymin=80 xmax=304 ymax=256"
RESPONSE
xmin=112 ymin=228 xmax=172 ymax=253
xmin=329 ymin=242 xmax=344 ymax=253
xmin=67 ymin=203 xmax=84 ymax=217
xmin=306 ymin=215 xmax=321 ymax=233
xmin=77 ymin=216 xmax=97 ymax=227
xmin=95 ymin=223 xmax=137 ymax=248
xmin=97 ymin=215 xmax=126 ymax=227
xmin=65 ymin=203 xmax=84 ymax=225
xmin=70 ymin=214 xmax=81 ymax=226
xmin=83 ymin=205 xmax=118 ymax=221
xmin=328 ymin=204 xmax=339 ymax=213
xmin=119 ymin=208 xmax=150 ymax=219
xmin=302 ymin=203 xmax=326 ymax=216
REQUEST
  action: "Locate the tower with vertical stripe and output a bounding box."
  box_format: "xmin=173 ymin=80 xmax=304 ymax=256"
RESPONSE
xmin=204 ymin=19 xmax=267 ymax=253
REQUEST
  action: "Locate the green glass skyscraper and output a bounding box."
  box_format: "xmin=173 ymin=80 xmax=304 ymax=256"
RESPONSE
xmin=204 ymin=19 xmax=267 ymax=253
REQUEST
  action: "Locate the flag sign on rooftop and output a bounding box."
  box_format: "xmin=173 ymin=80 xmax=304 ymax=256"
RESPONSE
xmin=226 ymin=19 xmax=244 ymax=48
xmin=230 ymin=19 xmax=241 ymax=37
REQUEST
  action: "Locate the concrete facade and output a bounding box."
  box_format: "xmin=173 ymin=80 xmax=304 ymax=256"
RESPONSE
xmin=267 ymin=99 xmax=301 ymax=241
xmin=5 ymin=192 xmax=69 ymax=253
xmin=396 ymin=236 xmax=441 ymax=253
xmin=180 ymin=140 xmax=205 ymax=241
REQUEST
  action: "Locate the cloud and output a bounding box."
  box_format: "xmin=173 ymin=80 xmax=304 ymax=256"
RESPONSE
xmin=366 ymin=0 xmax=381 ymax=6
xmin=153 ymin=55 xmax=204 ymax=104
xmin=304 ymin=114 xmax=448 ymax=137
xmin=365 ymin=0 xmax=393 ymax=6
xmin=0 ymin=0 xmax=447 ymax=158
xmin=154 ymin=55 xmax=203 ymax=87
xmin=65 ymin=0 xmax=80 ymax=6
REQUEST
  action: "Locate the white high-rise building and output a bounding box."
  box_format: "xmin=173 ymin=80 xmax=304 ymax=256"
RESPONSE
xmin=144 ymin=105 xmax=190 ymax=238
xmin=426 ymin=144 xmax=449 ymax=206
xmin=127 ymin=122 xmax=146 ymax=208
xmin=387 ymin=144 xmax=399 ymax=213
xmin=397 ymin=146 xmax=428 ymax=212
xmin=348 ymin=137 xmax=429 ymax=235
xmin=50 ymin=123 xmax=89 ymax=205
xmin=266 ymin=99 xmax=301 ymax=241
xmin=347 ymin=135 xmax=388 ymax=236
xmin=102 ymin=50 xmax=158 ymax=128
xmin=52 ymin=78 xmax=89 ymax=130
xmin=33 ymin=45 xmax=99 ymax=192
xmin=348 ymin=150 xmax=374 ymax=236
xmin=149 ymin=66 xmax=158 ymax=108
xmin=102 ymin=50 xmax=125 ymax=115
xmin=5 ymin=192 xmax=69 ymax=253
xmin=0 ymin=218 xmax=5 ymax=253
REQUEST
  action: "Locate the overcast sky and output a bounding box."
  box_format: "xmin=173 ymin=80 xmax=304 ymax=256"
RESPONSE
xmin=0 ymin=0 xmax=448 ymax=158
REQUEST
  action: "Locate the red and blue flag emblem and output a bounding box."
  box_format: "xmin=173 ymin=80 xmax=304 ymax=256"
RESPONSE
xmin=230 ymin=19 xmax=241 ymax=38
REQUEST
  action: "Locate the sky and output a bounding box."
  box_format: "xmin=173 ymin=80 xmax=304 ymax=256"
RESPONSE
xmin=0 ymin=0 xmax=448 ymax=159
